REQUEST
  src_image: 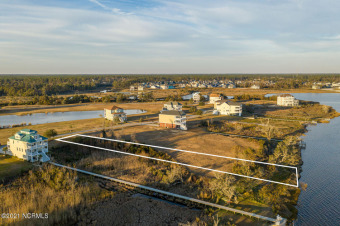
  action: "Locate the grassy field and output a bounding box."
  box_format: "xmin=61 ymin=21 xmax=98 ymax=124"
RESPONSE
xmin=0 ymin=155 xmax=33 ymax=182
xmin=0 ymin=102 xmax=164 ymax=116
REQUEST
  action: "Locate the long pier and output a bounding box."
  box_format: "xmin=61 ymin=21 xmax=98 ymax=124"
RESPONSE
xmin=49 ymin=162 xmax=285 ymax=225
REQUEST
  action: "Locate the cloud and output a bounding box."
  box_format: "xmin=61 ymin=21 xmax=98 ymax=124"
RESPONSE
xmin=0 ymin=0 xmax=340 ymax=73
xmin=89 ymin=0 xmax=108 ymax=10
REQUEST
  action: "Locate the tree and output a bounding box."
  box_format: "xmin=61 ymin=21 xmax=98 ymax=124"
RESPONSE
xmin=208 ymin=174 xmax=236 ymax=203
xmin=44 ymin=129 xmax=58 ymax=138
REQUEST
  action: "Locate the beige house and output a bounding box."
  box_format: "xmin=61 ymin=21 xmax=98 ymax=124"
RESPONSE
xmin=277 ymin=94 xmax=299 ymax=106
xmin=163 ymin=101 xmax=182 ymax=111
xmin=159 ymin=110 xmax=187 ymax=130
xmin=4 ymin=129 xmax=49 ymax=162
xmin=214 ymin=100 xmax=242 ymax=116
xmin=209 ymin=93 xmax=224 ymax=104
xmin=104 ymin=105 xmax=127 ymax=122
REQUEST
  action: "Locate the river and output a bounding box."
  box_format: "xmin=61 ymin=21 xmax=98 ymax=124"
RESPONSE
xmin=287 ymin=93 xmax=340 ymax=225
xmin=0 ymin=109 xmax=146 ymax=127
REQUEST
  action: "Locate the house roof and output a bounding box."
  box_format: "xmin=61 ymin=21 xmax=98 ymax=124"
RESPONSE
xmin=160 ymin=110 xmax=186 ymax=116
xmin=278 ymin=94 xmax=294 ymax=97
xmin=20 ymin=129 xmax=37 ymax=134
xmin=105 ymin=105 xmax=122 ymax=110
xmin=215 ymin=100 xmax=242 ymax=106
xmin=165 ymin=101 xmax=182 ymax=106
xmin=227 ymin=101 xmax=242 ymax=106
xmin=210 ymin=93 xmax=220 ymax=97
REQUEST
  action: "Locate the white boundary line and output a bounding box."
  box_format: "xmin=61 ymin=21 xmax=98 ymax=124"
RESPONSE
xmin=76 ymin=134 xmax=296 ymax=169
xmin=56 ymin=134 xmax=299 ymax=187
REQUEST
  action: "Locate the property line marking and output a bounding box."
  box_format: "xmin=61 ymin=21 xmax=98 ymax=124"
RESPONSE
xmin=71 ymin=134 xmax=296 ymax=169
xmin=56 ymin=137 xmax=298 ymax=187
xmin=49 ymin=162 xmax=278 ymax=223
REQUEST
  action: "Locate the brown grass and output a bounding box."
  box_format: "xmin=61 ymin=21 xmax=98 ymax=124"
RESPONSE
xmin=102 ymin=125 xmax=261 ymax=177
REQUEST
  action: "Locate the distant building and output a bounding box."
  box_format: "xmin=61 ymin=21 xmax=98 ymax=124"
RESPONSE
xmin=312 ymin=85 xmax=321 ymax=90
xmin=104 ymin=105 xmax=127 ymax=122
xmin=209 ymin=93 xmax=224 ymax=104
xmin=192 ymin=92 xmax=201 ymax=102
xmin=138 ymin=86 xmax=144 ymax=91
xmin=159 ymin=110 xmax=187 ymax=130
xmin=160 ymin=85 xmax=169 ymax=90
xmin=214 ymin=101 xmax=242 ymax=116
xmin=228 ymin=84 xmax=236 ymax=89
xmin=4 ymin=129 xmax=49 ymax=162
xmin=250 ymin=84 xmax=260 ymax=89
xmin=130 ymin=86 xmax=137 ymax=91
xmin=163 ymin=101 xmax=182 ymax=111
xmin=277 ymin=94 xmax=299 ymax=106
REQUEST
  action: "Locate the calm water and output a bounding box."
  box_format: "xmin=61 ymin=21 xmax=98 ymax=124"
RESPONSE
xmin=0 ymin=109 xmax=146 ymax=127
xmin=290 ymin=93 xmax=340 ymax=226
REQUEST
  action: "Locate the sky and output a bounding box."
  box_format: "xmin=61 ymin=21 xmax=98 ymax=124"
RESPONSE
xmin=1 ymin=0 xmax=340 ymax=74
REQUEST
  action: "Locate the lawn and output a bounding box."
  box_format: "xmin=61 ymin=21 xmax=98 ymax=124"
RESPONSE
xmin=0 ymin=155 xmax=33 ymax=182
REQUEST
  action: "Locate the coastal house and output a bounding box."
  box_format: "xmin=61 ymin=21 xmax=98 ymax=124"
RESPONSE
xmin=130 ymin=85 xmax=137 ymax=91
xmin=209 ymin=93 xmax=224 ymax=104
xmin=138 ymin=85 xmax=144 ymax=91
xmin=312 ymin=85 xmax=321 ymax=90
xmin=104 ymin=105 xmax=127 ymax=122
xmin=4 ymin=129 xmax=50 ymax=162
xmin=163 ymin=101 xmax=182 ymax=111
xmin=192 ymin=92 xmax=201 ymax=103
xmin=160 ymin=84 xmax=169 ymax=90
xmin=214 ymin=100 xmax=242 ymax=116
xmin=159 ymin=110 xmax=187 ymax=130
xmin=277 ymin=94 xmax=299 ymax=107
xmin=250 ymin=84 xmax=260 ymax=89
xmin=228 ymin=84 xmax=236 ymax=89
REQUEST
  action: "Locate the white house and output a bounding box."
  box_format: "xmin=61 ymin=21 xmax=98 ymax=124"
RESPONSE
xmin=163 ymin=101 xmax=182 ymax=111
xmin=130 ymin=85 xmax=137 ymax=91
xmin=228 ymin=84 xmax=236 ymax=89
xmin=214 ymin=101 xmax=242 ymax=116
xmin=277 ymin=94 xmax=299 ymax=107
xmin=209 ymin=93 xmax=224 ymax=104
xmin=250 ymin=84 xmax=260 ymax=89
xmin=104 ymin=105 xmax=127 ymax=122
xmin=138 ymin=86 xmax=144 ymax=91
xmin=192 ymin=92 xmax=201 ymax=102
xmin=160 ymin=84 xmax=169 ymax=90
xmin=4 ymin=129 xmax=50 ymax=162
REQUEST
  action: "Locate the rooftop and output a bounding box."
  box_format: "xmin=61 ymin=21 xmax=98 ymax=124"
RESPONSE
xmin=105 ymin=105 xmax=123 ymax=110
xmin=160 ymin=110 xmax=186 ymax=116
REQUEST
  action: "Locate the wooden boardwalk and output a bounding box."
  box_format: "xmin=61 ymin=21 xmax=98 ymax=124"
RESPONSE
xmin=50 ymin=162 xmax=284 ymax=224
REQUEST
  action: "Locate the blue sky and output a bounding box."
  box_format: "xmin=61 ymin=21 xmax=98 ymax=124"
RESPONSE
xmin=1 ymin=0 xmax=340 ymax=74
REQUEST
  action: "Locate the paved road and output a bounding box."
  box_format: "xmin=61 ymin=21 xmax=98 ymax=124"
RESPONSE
xmin=53 ymin=121 xmax=158 ymax=138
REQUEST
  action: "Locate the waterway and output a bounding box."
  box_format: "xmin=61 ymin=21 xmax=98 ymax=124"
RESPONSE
xmin=288 ymin=93 xmax=340 ymax=225
xmin=0 ymin=109 xmax=146 ymax=127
